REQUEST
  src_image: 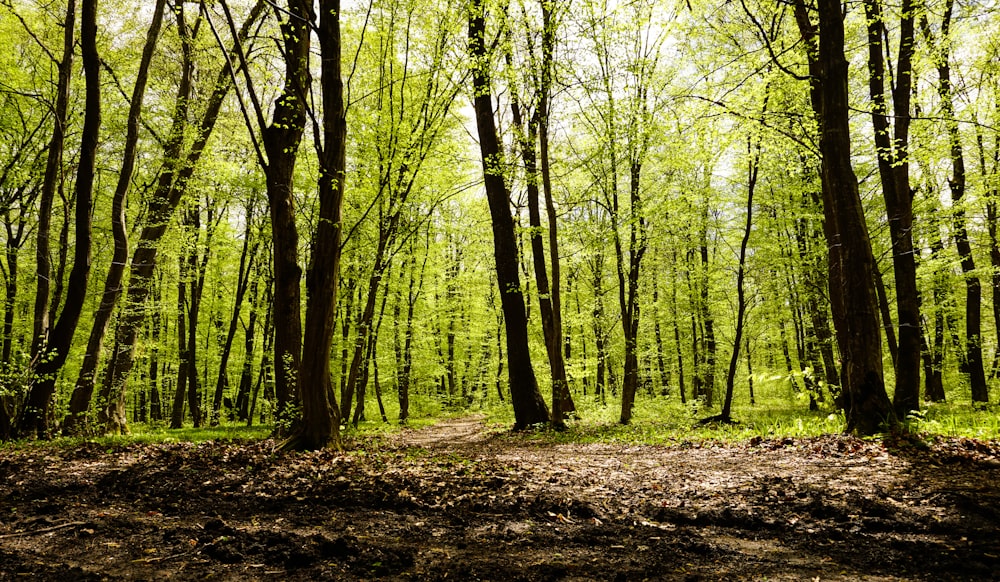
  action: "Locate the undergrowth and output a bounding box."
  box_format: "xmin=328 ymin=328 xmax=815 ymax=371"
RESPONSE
xmin=3 ymin=383 xmax=999 ymax=451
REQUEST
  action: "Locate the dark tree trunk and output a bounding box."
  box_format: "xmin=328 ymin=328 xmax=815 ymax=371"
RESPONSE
xmin=652 ymin=276 xmax=670 ymax=396
xmin=236 ymin=264 xmax=265 ymax=421
xmin=509 ymin=0 xmax=574 ymax=427
xmin=97 ymin=2 xmax=264 ymax=434
xmin=618 ymin=158 xmax=647 ymax=423
xmin=922 ymin=1 xmax=988 ymax=404
xmin=283 ymin=0 xmax=343 ymax=451
xmin=247 ymin=278 xmax=273 ymax=426
xmin=863 ymin=0 xmax=920 ymax=418
xmin=717 ymin=129 xmax=761 ymax=423
xmin=211 ymin=211 xmax=257 ymax=425
xmin=171 ymin=254 xmax=188 ymax=429
xmin=698 ymin=218 xmax=716 ymax=408
xmin=31 ymin=0 xmax=76 ymax=361
xmin=469 ymin=0 xmax=549 ymax=429
xmin=794 ymin=0 xmax=895 ymax=434
xmin=17 ymin=0 xmax=99 ymax=438
xmin=63 ymin=0 xmax=164 ymax=434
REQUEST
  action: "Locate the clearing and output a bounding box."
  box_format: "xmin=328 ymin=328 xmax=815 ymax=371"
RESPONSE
xmin=1 ymin=417 xmax=998 ymax=580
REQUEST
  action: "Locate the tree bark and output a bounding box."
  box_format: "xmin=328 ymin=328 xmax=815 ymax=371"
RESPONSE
xmin=282 ymin=0 xmax=344 ymax=450
xmin=468 ymin=0 xmax=549 ymax=429
xmin=31 ymin=0 xmax=76 ymax=360
xmin=862 ymin=0 xmax=920 ymax=417
xmin=97 ymin=2 xmax=264 ymax=434
xmin=17 ymin=0 xmax=99 ymax=438
xmin=922 ymin=1 xmax=988 ymax=404
xmin=63 ymin=0 xmax=165 ymax=434
xmin=211 ymin=209 xmax=258 ymax=425
xmin=797 ymin=0 xmax=895 ymax=434
xmin=259 ymin=0 xmax=311 ymax=430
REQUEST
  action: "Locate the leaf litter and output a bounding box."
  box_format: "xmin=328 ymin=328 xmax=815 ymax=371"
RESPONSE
xmin=0 ymin=417 xmax=998 ymax=580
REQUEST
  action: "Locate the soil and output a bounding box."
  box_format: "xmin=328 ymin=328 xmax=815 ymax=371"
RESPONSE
xmin=1 ymin=417 xmax=999 ymax=581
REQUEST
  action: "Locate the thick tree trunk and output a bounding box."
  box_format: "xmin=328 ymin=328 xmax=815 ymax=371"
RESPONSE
xmin=283 ymin=0 xmax=343 ymax=451
xmin=259 ymin=0 xmax=313 ymax=433
xmin=469 ymin=0 xmax=549 ymax=429
xmin=804 ymin=0 xmax=895 ymax=434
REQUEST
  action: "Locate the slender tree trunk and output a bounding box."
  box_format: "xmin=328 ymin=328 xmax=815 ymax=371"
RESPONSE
xmin=31 ymin=0 xmax=76 ymax=360
xmin=17 ymin=0 xmax=99 ymax=437
xmin=698 ymin=215 xmax=716 ymax=408
xmin=862 ymin=0 xmax=919 ymax=418
xmin=247 ymin=276 xmax=273 ymax=426
xmin=211 ymin=214 xmax=257 ymax=425
xmin=921 ymin=2 xmax=988 ymax=404
xmin=63 ymin=0 xmax=165 ymax=434
xmin=236 ymin=269 xmax=263 ymax=422
xmin=97 ymin=3 xmax=264 ymax=434
xmin=469 ymin=0 xmax=549 ymax=428
xmin=618 ymin=157 xmax=648 ymax=423
xmin=717 ymin=129 xmax=762 ymax=423
xmin=865 ymin=0 xmax=920 ymax=418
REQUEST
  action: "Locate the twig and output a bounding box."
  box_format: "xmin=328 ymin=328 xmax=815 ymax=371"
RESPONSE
xmin=0 ymin=521 xmax=88 ymax=539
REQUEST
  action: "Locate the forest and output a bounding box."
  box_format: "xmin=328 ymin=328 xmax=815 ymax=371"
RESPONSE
xmin=0 ymin=0 xmax=996 ymax=446
xmin=2 ymin=0 xmax=1000 ymax=578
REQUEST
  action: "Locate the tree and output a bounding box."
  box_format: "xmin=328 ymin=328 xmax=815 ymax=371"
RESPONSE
xmin=506 ymin=0 xmax=575 ymax=427
xmin=62 ymin=0 xmax=165 ymax=435
xmin=469 ymin=0 xmax=550 ymax=429
xmin=794 ymin=0 xmax=895 ymax=434
xmin=286 ymin=0 xmax=345 ymax=450
xmin=97 ymin=0 xmax=266 ymax=434
xmin=861 ymin=0 xmax=920 ymax=418
xmin=17 ymin=0 xmax=100 ymax=438
xmin=921 ymin=0 xmax=989 ymax=405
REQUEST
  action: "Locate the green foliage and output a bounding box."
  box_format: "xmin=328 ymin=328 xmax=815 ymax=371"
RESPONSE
xmin=910 ymin=403 xmax=1000 ymax=439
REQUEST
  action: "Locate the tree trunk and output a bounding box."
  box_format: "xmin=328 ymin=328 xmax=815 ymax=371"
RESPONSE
xmin=862 ymin=0 xmax=920 ymax=418
xmin=698 ymin=216 xmax=716 ymax=408
xmin=96 ymin=2 xmax=263 ymax=435
xmin=283 ymin=0 xmax=343 ymax=451
xmin=468 ymin=0 xmax=549 ymax=429
xmin=17 ymin=0 xmax=99 ymax=438
xmin=211 ymin=211 xmax=257 ymax=425
xmin=795 ymin=0 xmax=895 ymax=434
xmin=922 ymin=1 xmax=988 ymax=404
xmin=717 ymin=129 xmax=762 ymax=423
xmin=31 ymin=0 xmax=76 ymax=361
xmin=63 ymin=0 xmax=165 ymax=435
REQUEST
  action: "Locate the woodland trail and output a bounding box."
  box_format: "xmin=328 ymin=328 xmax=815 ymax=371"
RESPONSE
xmin=394 ymin=415 xmax=490 ymax=450
xmin=1 ymin=419 xmax=999 ymax=580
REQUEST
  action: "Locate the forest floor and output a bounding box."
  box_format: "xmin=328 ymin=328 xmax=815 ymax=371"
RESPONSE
xmin=1 ymin=417 xmax=999 ymax=581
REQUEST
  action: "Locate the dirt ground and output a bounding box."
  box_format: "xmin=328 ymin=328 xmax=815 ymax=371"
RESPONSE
xmin=1 ymin=417 xmax=999 ymax=581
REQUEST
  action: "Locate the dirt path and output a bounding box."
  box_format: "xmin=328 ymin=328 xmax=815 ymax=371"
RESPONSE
xmin=2 ymin=419 xmax=999 ymax=580
xmin=395 ymin=415 xmax=489 ymax=450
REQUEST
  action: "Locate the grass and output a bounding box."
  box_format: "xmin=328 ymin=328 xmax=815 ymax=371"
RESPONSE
xmin=482 ymin=383 xmax=1000 ymax=445
xmin=4 ymin=381 xmax=999 ymax=452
